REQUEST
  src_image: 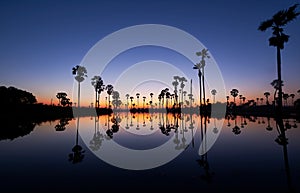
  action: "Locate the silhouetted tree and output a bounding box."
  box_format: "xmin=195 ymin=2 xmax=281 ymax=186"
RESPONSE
xmin=56 ymin=92 xmax=67 ymax=106
xmin=289 ymin=94 xmax=295 ymax=105
xmin=194 ymin=49 xmax=210 ymax=107
xmin=283 ymin=93 xmax=289 ymax=106
xmin=259 ymin=4 xmax=299 ymax=114
xmin=72 ymin=65 xmax=87 ymax=108
xmin=136 ymin=93 xmax=140 ymax=108
xmin=172 ymin=76 xmax=180 ymax=107
xmin=230 ymin=89 xmax=239 ymax=104
xmin=91 ymin=76 xmax=105 ymax=108
xmin=125 ymin=94 xmax=130 ymax=109
xmin=0 ymin=86 xmax=37 ymax=106
xmin=264 ymin=91 xmax=271 ymax=105
xmin=105 ymin=84 xmax=114 ymax=108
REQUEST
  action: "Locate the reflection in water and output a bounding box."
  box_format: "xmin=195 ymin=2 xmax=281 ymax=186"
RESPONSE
xmin=54 ymin=117 xmax=72 ymax=131
xmin=68 ymin=116 xmax=85 ymax=164
xmin=0 ymin=119 xmax=36 ymax=141
xmin=1 ymin=112 xmax=299 ymax=192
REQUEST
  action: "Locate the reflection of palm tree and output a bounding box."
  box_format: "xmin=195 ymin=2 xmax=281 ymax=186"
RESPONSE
xmin=55 ymin=118 xmax=71 ymax=131
xmin=232 ymin=116 xmax=241 ymax=135
xmin=68 ymin=117 xmax=85 ymax=164
xmin=259 ymin=4 xmax=299 ymax=114
xmin=274 ymin=118 xmax=294 ymax=192
xmin=89 ymin=116 xmax=104 ymax=151
xmin=72 ymin=65 xmax=87 ymax=108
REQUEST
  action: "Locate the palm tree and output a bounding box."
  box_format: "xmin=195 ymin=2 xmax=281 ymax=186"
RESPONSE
xmin=179 ymin=77 xmax=187 ymax=106
xmin=230 ymin=89 xmax=239 ymax=104
xmin=256 ymin=98 xmax=259 ymax=105
xmin=260 ymin=98 xmax=264 ymax=105
xmin=239 ymin=95 xmax=243 ymax=105
xmin=289 ymin=94 xmax=295 ymax=105
xmin=283 ymin=93 xmax=289 ymax=106
xmin=72 ymin=65 xmax=87 ymax=108
xmin=130 ymin=96 xmax=134 ymax=109
xmin=242 ymin=96 xmax=246 ymax=104
xmin=136 ymin=93 xmax=140 ymax=108
xmin=125 ymin=94 xmax=130 ymax=109
xmin=91 ymin=76 xmax=105 ymax=108
xmin=105 ymin=84 xmax=113 ymax=109
xmin=211 ymin=89 xmax=217 ymax=104
xmin=258 ymin=4 xmax=299 ymax=113
xmin=56 ymin=92 xmax=67 ymax=106
xmin=271 ymin=79 xmax=284 ymax=104
xmin=194 ymin=49 xmax=210 ymax=107
xmin=142 ymin=96 xmax=146 ymax=109
xmin=150 ymin=93 xmax=154 ymax=107
xmin=226 ymin=96 xmax=229 ymax=106
xmin=173 ymin=76 xmax=180 ymax=107
xmin=264 ymin=92 xmax=271 ymax=105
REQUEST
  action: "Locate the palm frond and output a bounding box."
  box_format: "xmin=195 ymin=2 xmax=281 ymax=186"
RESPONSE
xmin=258 ymin=19 xmax=273 ymax=31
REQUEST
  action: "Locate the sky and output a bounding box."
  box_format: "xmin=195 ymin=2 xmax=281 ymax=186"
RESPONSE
xmin=0 ymin=0 xmax=300 ymax=106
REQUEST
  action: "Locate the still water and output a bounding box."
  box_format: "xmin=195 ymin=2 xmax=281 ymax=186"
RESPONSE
xmin=0 ymin=113 xmax=299 ymax=193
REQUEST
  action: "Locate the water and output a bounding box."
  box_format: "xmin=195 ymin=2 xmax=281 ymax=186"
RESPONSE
xmin=0 ymin=113 xmax=299 ymax=193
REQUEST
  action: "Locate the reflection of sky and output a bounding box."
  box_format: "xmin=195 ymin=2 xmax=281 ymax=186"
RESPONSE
xmin=0 ymin=1 xmax=300 ymax=105
xmin=0 ymin=114 xmax=299 ymax=191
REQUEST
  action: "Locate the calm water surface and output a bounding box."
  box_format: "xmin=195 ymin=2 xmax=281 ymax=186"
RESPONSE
xmin=0 ymin=113 xmax=299 ymax=193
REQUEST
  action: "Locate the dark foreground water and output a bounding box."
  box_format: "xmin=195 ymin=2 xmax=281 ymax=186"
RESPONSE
xmin=0 ymin=113 xmax=299 ymax=193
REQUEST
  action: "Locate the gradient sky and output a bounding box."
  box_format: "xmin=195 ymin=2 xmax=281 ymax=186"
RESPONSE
xmin=1 ymin=0 xmax=300 ymax=105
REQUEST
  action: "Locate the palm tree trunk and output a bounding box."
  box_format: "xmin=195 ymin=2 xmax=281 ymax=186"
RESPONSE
xmin=78 ymin=82 xmax=80 ymax=108
xmin=277 ymin=46 xmax=283 ymax=115
xmin=198 ymin=69 xmax=202 ymax=108
xmin=202 ymin=67 xmax=206 ymax=106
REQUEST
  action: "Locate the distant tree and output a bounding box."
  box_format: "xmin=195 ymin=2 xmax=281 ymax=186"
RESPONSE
xmin=56 ymin=92 xmax=67 ymax=106
xmin=112 ymin=91 xmax=122 ymax=109
xmin=271 ymin=79 xmax=284 ymax=104
xmin=226 ymin=96 xmax=229 ymax=106
xmin=105 ymin=84 xmax=114 ymax=109
xmin=136 ymin=93 xmax=140 ymax=108
xmin=242 ymin=96 xmax=246 ymax=104
xmin=290 ymin=93 xmax=295 ymax=105
xmin=239 ymin=95 xmax=243 ymax=105
xmin=125 ymin=94 xmax=130 ymax=108
xmin=91 ymin=76 xmax=105 ymax=108
xmin=283 ymin=93 xmax=289 ymax=106
xmin=264 ymin=92 xmax=271 ymax=105
xmin=130 ymin=96 xmax=134 ymax=109
xmin=0 ymin=86 xmax=37 ymax=106
xmin=211 ymin=89 xmax=217 ymax=104
xmin=259 ymin=4 xmax=299 ymax=113
xmin=230 ymin=89 xmax=239 ymax=104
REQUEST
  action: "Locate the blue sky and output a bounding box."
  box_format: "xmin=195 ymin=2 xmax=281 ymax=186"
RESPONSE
xmin=0 ymin=0 xmax=299 ymax=105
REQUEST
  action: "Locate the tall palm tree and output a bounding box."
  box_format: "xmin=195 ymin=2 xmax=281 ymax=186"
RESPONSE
xmin=72 ymin=65 xmax=87 ymax=108
xmin=230 ymin=89 xmax=239 ymax=104
xmin=264 ymin=92 xmax=271 ymax=105
xmin=211 ymin=89 xmax=217 ymax=104
xmin=194 ymin=49 xmax=210 ymax=107
xmin=258 ymin=4 xmax=299 ymax=113
xmin=105 ymin=84 xmax=114 ymax=109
